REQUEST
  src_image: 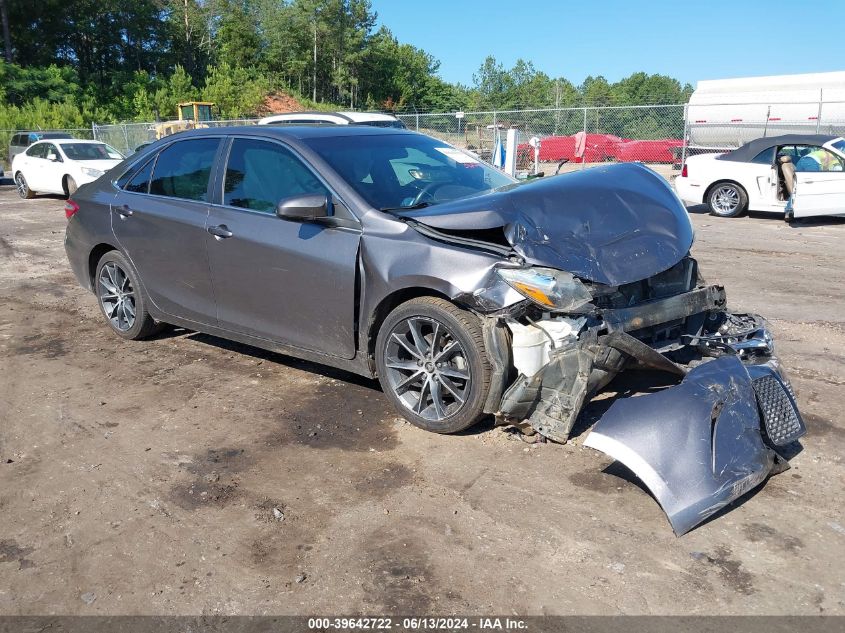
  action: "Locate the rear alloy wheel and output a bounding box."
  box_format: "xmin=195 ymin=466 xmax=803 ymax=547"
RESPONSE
xmin=95 ymin=251 xmax=161 ymax=340
xmin=375 ymin=297 xmax=491 ymax=434
xmin=707 ymin=182 xmax=747 ymax=218
xmin=15 ymin=172 xmax=35 ymax=199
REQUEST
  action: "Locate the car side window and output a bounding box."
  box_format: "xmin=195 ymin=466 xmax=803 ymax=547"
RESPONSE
xmin=223 ymin=138 xmax=329 ymax=214
xmin=149 ymin=138 xmax=220 ymax=201
xmin=43 ymin=144 xmax=61 ymax=161
xmin=123 ymin=157 xmax=156 ymax=194
xmin=794 ymin=146 xmax=844 ymax=173
xmin=26 ymin=144 xmax=45 ymax=158
xmin=750 ymin=147 xmax=775 ymax=165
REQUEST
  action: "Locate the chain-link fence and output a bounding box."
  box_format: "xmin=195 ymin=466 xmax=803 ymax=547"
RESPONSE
xmin=395 ymin=105 xmax=686 ymax=178
xmin=4 ymin=100 xmax=845 ymax=176
xmin=91 ymin=118 xmax=260 ymax=157
xmin=396 ymin=101 xmax=845 ymax=177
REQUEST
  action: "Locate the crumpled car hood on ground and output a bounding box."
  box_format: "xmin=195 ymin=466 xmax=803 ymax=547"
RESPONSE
xmin=398 ymin=163 xmax=694 ymax=286
xmin=584 ymin=355 xmax=804 ymax=535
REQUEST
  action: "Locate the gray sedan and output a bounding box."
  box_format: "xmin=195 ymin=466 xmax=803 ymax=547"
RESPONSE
xmin=64 ymin=126 xmax=805 ymax=534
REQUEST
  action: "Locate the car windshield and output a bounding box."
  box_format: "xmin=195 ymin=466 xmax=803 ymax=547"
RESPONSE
xmin=304 ymin=133 xmax=515 ymax=210
xmin=61 ymin=143 xmax=123 ymax=161
xmin=832 ymin=139 xmax=845 ymax=154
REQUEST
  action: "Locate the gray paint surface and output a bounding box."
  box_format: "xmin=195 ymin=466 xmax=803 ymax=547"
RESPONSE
xmin=585 ymin=356 xmax=781 ymax=536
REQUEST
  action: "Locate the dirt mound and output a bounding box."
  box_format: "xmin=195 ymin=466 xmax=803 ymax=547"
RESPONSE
xmin=260 ymin=92 xmax=305 ymax=115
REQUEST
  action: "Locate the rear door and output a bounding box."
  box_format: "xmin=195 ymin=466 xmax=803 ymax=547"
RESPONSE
xmin=21 ymin=143 xmax=48 ymax=190
xmin=111 ymin=137 xmax=221 ymax=325
xmin=205 ymin=137 xmax=361 ymax=358
xmin=791 ymin=146 xmax=845 ymax=218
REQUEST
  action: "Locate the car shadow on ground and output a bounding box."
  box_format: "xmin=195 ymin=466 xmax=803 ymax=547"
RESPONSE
xmin=171 ymin=328 xmax=383 ymax=392
xmin=685 ymin=202 xmax=845 ymax=226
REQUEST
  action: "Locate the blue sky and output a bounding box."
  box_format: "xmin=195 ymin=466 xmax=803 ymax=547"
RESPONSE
xmin=370 ymin=0 xmax=845 ymax=88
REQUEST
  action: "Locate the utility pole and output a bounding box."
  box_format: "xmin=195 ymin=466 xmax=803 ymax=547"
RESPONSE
xmin=312 ymin=17 xmax=318 ymax=102
xmin=0 ymin=0 xmax=11 ymax=63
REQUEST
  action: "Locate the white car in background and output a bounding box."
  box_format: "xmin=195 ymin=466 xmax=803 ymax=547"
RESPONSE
xmin=258 ymin=111 xmax=406 ymax=128
xmin=12 ymin=139 xmax=124 ymax=199
xmin=675 ymin=134 xmax=845 ymax=219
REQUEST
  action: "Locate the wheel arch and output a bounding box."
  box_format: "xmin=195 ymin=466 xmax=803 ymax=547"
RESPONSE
xmin=365 ymin=287 xmax=452 ymax=368
xmin=88 ymin=243 xmax=120 ymax=286
xmin=704 ymin=179 xmax=748 ymax=203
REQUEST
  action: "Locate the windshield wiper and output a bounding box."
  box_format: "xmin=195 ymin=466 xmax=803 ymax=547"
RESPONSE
xmin=379 ymin=201 xmax=430 ymax=213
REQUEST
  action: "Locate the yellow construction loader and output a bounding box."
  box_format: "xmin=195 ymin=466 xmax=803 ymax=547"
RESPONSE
xmin=153 ymin=102 xmax=215 ymax=140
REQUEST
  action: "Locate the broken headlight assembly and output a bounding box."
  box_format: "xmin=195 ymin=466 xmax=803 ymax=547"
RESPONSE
xmin=497 ymin=267 xmax=593 ymax=312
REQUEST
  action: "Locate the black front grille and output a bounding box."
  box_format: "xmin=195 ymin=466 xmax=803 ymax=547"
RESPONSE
xmin=752 ymin=374 xmax=806 ymax=446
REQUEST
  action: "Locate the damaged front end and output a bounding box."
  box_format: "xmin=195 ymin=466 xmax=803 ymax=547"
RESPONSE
xmin=492 ymin=258 xmax=805 ymax=535
xmin=401 ymin=163 xmax=805 ymax=534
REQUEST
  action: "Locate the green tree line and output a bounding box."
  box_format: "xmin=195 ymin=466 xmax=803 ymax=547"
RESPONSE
xmin=0 ymin=0 xmax=693 ymax=131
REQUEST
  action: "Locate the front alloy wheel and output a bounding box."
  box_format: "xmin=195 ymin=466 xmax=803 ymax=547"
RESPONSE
xmin=384 ymin=316 xmax=471 ymax=421
xmin=375 ymin=297 xmax=492 ymax=434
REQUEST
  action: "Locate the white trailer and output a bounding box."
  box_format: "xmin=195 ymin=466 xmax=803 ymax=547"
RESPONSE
xmin=686 ymin=71 xmax=845 ymax=149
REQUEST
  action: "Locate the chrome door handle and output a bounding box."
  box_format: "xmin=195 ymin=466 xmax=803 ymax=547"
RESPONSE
xmin=117 ymin=204 xmax=134 ymax=218
xmin=207 ymin=224 xmax=233 ymax=239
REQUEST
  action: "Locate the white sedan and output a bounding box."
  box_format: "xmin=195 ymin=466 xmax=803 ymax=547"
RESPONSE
xmin=675 ymin=134 xmax=845 ymax=219
xmin=12 ymin=139 xmax=124 ymax=199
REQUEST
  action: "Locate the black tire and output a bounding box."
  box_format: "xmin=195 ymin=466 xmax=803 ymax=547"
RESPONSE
xmin=65 ymin=175 xmax=78 ymax=197
xmin=375 ymin=296 xmax=492 ymax=434
xmin=707 ymin=181 xmax=748 ymax=218
xmin=15 ymin=172 xmax=35 ymax=199
xmin=94 ymin=250 xmax=161 ymax=340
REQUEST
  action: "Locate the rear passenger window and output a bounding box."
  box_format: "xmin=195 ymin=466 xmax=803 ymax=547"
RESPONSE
xmin=26 ymin=144 xmax=45 ymax=158
xmin=751 ymin=147 xmax=775 ymax=165
xmin=122 ymin=158 xmax=155 ymax=194
xmin=223 ymin=138 xmax=328 ymax=213
xmin=149 ymin=138 xmax=219 ymax=201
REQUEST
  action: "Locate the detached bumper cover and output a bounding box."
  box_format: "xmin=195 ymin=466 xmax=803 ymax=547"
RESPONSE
xmin=584 ymin=355 xmax=805 ymax=535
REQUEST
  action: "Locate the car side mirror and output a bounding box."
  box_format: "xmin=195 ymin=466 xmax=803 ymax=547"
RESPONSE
xmin=47 ymin=153 xmax=59 ymax=162
xmin=275 ymin=194 xmax=330 ymax=221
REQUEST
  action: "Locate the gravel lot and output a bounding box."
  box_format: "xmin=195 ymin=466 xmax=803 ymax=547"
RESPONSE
xmin=0 ymin=180 xmax=843 ymax=616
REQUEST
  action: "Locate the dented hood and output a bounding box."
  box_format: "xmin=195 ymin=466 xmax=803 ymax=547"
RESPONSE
xmin=398 ymin=163 xmax=694 ymax=286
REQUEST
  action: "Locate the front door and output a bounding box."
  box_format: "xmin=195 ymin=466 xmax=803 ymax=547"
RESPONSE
xmin=791 ymin=146 xmax=845 ymax=218
xmin=205 ymin=137 xmax=361 ymax=359
xmin=111 ymin=137 xmax=221 ymax=325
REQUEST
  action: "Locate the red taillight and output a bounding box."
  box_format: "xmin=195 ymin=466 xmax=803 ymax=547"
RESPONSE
xmin=681 ymin=164 xmax=688 ymax=178
xmin=64 ymin=199 xmax=80 ymax=220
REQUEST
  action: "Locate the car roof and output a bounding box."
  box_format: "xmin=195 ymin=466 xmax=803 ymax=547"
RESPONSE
xmin=338 ymin=111 xmax=400 ymax=122
xmin=721 ymin=134 xmax=839 ymax=162
xmin=12 ymin=132 xmax=73 ymax=142
xmin=259 ymin=111 xmax=400 ymax=125
xmin=161 ymin=125 xmax=415 ymax=141
xmin=52 ymin=139 xmax=105 ymax=145
xmin=29 ymin=138 xmax=103 ymax=147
